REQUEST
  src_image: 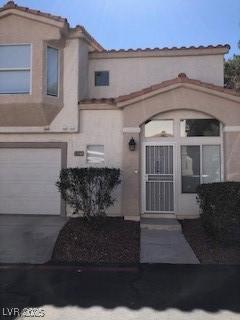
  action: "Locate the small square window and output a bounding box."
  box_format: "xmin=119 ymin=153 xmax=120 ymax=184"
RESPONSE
xmin=95 ymin=71 xmax=109 ymax=86
xmin=86 ymin=145 xmax=104 ymax=163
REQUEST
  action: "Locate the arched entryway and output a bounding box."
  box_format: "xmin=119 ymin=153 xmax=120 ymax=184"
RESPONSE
xmin=140 ymin=109 xmax=223 ymax=218
xmin=120 ymin=77 xmax=240 ymax=220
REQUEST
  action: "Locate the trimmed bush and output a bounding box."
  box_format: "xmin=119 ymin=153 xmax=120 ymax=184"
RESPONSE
xmin=196 ymin=182 xmax=240 ymax=241
xmin=56 ymin=167 xmax=121 ymax=219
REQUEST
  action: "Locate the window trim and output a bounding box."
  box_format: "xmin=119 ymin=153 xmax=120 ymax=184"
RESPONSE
xmin=0 ymin=43 xmax=32 ymax=95
xmin=94 ymin=70 xmax=109 ymax=87
xmin=46 ymin=45 xmax=60 ymax=97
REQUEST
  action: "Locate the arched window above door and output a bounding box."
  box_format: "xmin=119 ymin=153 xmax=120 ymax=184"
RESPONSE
xmin=145 ymin=119 xmax=174 ymax=138
xmin=180 ymin=119 xmax=220 ymax=137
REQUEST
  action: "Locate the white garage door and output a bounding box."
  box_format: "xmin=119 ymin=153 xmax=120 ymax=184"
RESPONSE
xmin=0 ymin=148 xmax=62 ymax=215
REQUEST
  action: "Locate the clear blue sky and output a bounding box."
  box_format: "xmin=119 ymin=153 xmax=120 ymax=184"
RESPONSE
xmin=1 ymin=0 xmax=239 ymax=58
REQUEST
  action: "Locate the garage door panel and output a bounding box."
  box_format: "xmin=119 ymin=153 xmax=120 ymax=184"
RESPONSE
xmin=0 ymin=183 xmax=58 ymax=197
xmin=0 ymin=149 xmax=61 ymax=163
xmin=0 ymin=197 xmax=61 ymax=215
xmin=0 ymin=163 xmax=61 ymax=171
xmin=0 ymin=168 xmax=60 ymax=181
xmin=0 ymin=148 xmax=62 ymax=215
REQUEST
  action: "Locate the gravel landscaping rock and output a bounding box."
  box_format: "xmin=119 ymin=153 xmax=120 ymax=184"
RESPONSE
xmin=51 ymin=217 xmax=140 ymax=264
xmin=180 ymin=219 xmax=240 ymax=264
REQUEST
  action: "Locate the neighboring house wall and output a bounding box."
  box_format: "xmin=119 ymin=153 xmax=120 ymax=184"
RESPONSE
xmin=88 ymin=53 xmax=224 ymax=99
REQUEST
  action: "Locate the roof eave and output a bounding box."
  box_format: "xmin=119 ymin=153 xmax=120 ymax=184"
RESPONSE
xmin=116 ymin=83 xmax=240 ymax=108
xmin=0 ymin=8 xmax=68 ymax=29
xmin=69 ymin=26 xmax=104 ymax=52
xmin=79 ymin=74 xmax=240 ymax=109
xmin=89 ymin=45 xmax=230 ymax=59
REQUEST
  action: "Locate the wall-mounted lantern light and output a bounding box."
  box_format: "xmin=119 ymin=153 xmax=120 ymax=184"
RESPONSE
xmin=128 ymin=137 xmax=136 ymax=151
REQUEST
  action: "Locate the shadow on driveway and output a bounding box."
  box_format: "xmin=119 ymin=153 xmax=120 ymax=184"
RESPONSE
xmin=0 ymin=264 xmax=240 ymax=319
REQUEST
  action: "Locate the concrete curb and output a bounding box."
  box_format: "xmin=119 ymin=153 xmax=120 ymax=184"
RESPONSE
xmin=0 ymin=264 xmax=139 ymax=272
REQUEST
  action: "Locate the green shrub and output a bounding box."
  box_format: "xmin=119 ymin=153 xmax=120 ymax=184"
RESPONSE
xmin=56 ymin=167 xmax=121 ymax=219
xmin=196 ymin=182 xmax=240 ymax=241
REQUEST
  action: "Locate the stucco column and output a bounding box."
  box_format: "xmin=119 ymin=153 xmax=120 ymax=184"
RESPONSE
xmin=121 ymin=129 xmax=141 ymax=219
xmin=224 ymin=131 xmax=240 ymax=181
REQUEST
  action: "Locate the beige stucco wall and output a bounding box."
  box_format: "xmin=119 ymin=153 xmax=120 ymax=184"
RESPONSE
xmin=224 ymin=132 xmax=240 ymax=181
xmin=122 ymin=86 xmax=240 ymax=127
xmin=88 ymin=54 xmax=224 ymax=99
xmin=49 ymin=38 xmax=80 ymax=132
xmin=0 ymin=109 xmax=123 ymax=216
xmin=121 ymin=132 xmax=140 ymax=217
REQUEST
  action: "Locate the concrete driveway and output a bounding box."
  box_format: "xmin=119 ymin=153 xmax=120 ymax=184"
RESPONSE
xmin=0 ymin=215 xmax=67 ymax=264
xmin=0 ymin=264 xmax=239 ymax=320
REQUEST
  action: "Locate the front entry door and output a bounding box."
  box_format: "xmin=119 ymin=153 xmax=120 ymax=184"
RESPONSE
xmin=144 ymin=144 xmax=175 ymax=213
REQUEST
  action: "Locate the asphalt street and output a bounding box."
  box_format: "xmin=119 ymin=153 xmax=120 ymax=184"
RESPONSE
xmin=0 ymin=264 xmax=239 ymax=320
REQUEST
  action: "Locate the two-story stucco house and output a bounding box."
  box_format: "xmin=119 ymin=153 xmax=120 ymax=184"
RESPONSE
xmin=0 ymin=1 xmax=240 ymax=221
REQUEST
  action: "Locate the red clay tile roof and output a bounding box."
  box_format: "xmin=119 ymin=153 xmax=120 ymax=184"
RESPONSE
xmin=1 ymin=1 xmax=68 ymax=23
xmin=0 ymin=3 xmax=230 ymax=65
xmin=0 ymin=1 xmax=104 ymax=51
xmin=92 ymin=44 xmax=230 ymax=54
xmin=80 ymin=73 xmax=240 ymax=106
xmin=73 ymin=25 xmax=104 ymax=51
xmin=80 ymin=98 xmax=116 ymax=105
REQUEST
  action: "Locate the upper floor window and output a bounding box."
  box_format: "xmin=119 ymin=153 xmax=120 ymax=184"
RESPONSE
xmin=47 ymin=47 xmax=59 ymax=96
xmin=95 ymin=71 xmax=109 ymax=86
xmin=0 ymin=44 xmax=31 ymax=94
xmin=180 ymin=119 xmax=220 ymax=137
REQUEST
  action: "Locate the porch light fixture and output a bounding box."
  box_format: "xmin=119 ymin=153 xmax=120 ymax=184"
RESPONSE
xmin=128 ymin=137 xmax=136 ymax=151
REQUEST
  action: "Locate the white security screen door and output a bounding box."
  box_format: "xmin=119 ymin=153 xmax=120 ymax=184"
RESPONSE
xmin=144 ymin=144 xmax=175 ymax=213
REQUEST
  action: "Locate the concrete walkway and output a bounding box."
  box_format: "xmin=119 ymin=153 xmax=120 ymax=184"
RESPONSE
xmin=0 ymin=215 xmax=67 ymax=264
xmin=140 ymin=218 xmax=199 ymax=264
